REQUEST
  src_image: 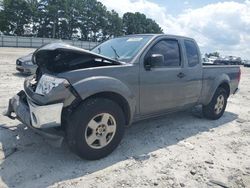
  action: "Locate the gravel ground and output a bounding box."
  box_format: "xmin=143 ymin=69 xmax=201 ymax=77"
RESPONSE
xmin=0 ymin=47 xmax=250 ymax=188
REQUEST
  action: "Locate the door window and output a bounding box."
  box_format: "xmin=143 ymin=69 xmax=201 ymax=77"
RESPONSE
xmin=147 ymin=40 xmax=181 ymax=67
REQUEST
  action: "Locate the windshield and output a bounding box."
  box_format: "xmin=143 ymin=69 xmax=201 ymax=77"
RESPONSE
xmin=92 ymin=35 xmax=153 ymax=62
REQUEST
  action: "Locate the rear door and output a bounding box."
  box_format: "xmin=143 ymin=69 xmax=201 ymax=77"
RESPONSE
xmin=139 ymin=37 xmax=187 ymax=115
xmin=182 ymin=39 xmax=203 ymax=104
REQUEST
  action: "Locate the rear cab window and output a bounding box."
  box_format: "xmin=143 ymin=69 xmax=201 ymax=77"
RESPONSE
xmin=184 ymin=40 xmax=200 ymax=67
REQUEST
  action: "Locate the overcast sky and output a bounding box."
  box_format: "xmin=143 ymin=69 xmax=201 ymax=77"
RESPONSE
xmin=99 ymin=0 xmax=250 ymax=59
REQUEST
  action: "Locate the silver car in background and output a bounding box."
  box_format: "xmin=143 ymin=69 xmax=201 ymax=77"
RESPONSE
xmin=16 ymin=53 xmax=37 ymax=74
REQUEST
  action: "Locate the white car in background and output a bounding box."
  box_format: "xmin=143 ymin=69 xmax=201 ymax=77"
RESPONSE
xmin=207 ymin=56 xmax=218 ymax=64
xmin=203 ymin=56 xmax=218 ymax=64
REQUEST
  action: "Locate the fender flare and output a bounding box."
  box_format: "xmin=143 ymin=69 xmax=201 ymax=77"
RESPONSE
xmin=204 ymin=74 xmax=230 ymax=105
xmin=72 ymin=76 xmax=136 ymax=123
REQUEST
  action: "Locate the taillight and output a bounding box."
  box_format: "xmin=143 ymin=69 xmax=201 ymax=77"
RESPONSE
xmin=237 ymin=68 xmax=241 ymax=83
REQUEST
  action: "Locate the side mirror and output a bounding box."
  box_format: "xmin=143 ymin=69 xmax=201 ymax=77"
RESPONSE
xmin=144 ymin=54 xmax=164 ymax=71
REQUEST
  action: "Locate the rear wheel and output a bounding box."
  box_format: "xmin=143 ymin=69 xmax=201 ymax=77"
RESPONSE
xmin=202 ymin=87 xmax=228 ymax=120
xmin=66 ymin=98 xmax=125 ymax=160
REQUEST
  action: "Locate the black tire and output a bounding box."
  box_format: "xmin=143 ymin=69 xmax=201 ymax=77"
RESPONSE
xmin=66 ymin=97 xmax=125 ymax=160
xmin=202 ymin=87 xmax=228 ymax=120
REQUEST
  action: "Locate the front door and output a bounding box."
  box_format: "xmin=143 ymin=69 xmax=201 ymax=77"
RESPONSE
xmin=139 ymin=38 xmax=186 ymax=115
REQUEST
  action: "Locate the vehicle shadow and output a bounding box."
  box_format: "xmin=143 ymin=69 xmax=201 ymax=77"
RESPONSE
xmin=0 ymin=109 xmax=238 ymax=188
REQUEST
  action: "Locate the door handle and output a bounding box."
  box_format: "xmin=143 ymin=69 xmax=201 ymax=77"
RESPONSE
xmin=177 ymin=72 xmax=186 ymax=78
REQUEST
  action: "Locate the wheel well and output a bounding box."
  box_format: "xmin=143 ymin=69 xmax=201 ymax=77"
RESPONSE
xmin=85 ymin=92 xmax=131 ymax=125
xmin=218 ymin=82 xmax=230 ymax=97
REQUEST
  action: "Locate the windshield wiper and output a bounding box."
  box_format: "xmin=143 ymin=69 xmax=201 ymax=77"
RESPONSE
xmin=111 ymin=46 xmax=120 ymax=60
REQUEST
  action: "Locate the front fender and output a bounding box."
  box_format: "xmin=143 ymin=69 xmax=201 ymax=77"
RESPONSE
xmin=72 ymin=76 xmax=136 ymax=122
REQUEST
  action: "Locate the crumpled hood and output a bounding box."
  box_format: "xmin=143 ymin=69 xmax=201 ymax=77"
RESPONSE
xmin=32 ymin=43 xmax=124 ymax=66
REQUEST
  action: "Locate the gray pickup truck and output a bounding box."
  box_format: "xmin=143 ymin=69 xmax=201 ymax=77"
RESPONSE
xmin=4 ymin=34 xmax=240 ymax=160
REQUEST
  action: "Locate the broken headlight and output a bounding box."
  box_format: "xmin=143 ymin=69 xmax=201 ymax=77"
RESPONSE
xmin=35 ymin=74 xmax=69 ymax=95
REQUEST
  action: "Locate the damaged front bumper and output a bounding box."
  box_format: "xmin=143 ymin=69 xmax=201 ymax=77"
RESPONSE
xmin=3 ymin=91 xmax=65 ymax=147
xmin=28 ymin=99 xmax=63 ymax=129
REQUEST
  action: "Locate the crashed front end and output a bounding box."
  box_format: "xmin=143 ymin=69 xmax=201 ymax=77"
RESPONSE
xmin=4 ymin=74 xmax=76 ymax=146
xmin=4 ymin=43 xmax=123 ymax=146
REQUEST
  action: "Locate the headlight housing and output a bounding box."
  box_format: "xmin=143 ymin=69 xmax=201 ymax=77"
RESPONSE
xmin=35 ymin=74 xmax=69 ymax=95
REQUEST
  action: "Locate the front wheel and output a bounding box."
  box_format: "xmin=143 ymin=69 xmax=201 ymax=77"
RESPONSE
xmin=202 ymin=87 xmax=228 ymax=120
xmin=66 ymin=98 xmax=125 ymax=160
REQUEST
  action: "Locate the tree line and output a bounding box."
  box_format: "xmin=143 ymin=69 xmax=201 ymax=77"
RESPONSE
xmin=205 ymin=52 xmax=220 ymax=58
xmin=0 ymin=0 xmax=163 ymax=41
